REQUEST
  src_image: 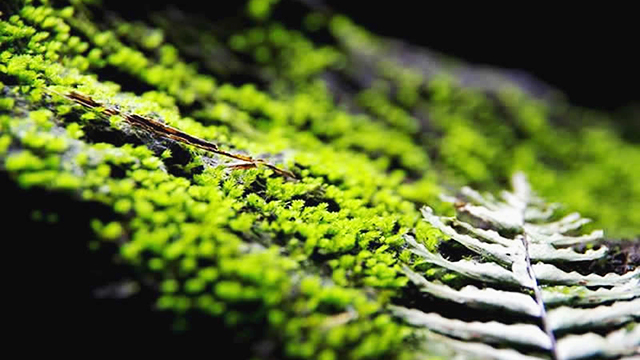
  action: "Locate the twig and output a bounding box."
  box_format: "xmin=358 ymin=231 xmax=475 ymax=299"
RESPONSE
xmin=47 ymin=89 xmax=296 ymax=179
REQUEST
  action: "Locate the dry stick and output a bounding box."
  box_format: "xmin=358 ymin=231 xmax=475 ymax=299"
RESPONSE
xmin=55 ymin=90 xmax=296 ymax=179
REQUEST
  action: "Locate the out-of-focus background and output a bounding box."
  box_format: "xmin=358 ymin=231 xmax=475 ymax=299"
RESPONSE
xmin=109 ymin=0 xmax=640 ymax=137
xmin=324 ymin=2 xmax=639 ymax=111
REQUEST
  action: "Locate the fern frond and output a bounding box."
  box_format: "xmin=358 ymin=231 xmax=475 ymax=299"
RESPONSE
xmin=392 ymin=172 xmax=639 ymax=360
xmin=390 ymin=305 xmax=553 ymax=349
xmin=402 ymin=265 xmax=541 ymax=316
xmin=556 ymin=326 xmax=640 ymax=360
xmin=421 ymin=330 xmax=545 ymax=360
xmin=542 ymin=282 xmax=640 ymax=306
xmin=548 ymin=299 xmax=640 ymax=332
xmin=532 ymin=264 xmax=639 ymax=286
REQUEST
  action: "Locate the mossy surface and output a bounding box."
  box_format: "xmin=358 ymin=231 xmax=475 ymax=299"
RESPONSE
xmin=1 ymin=0 xmax=638 ymax=358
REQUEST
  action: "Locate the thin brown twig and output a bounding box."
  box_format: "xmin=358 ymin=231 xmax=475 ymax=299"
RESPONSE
xmin=47 ymin=89 xmax=296 ymax=179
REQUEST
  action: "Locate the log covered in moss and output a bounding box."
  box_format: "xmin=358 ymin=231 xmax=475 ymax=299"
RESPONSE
xmin=1 ymin=0 xmax=638 ymax=358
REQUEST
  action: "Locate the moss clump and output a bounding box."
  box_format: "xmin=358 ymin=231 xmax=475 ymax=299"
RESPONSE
xmin=1 ymin=0 xmax=638 ymax=358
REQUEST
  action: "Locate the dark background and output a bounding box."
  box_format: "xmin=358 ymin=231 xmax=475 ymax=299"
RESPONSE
xmin=326 ymin=2 xmax=638 ymax=112
xmin=98 ymin=0 xmax=638 ymax=116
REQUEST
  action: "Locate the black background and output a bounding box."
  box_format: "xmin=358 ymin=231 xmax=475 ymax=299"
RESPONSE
xmin=325 ymin=2 xmax=639 ymax=112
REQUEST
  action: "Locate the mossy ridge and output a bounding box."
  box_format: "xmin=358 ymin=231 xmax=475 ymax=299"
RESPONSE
xmin=50 ymin=4 xmax=433 ymax=177
xmin=1 ymin=0 xmax=639 ymax=358
xmin=149 ymin=3 xmax=640 ymax=237
xmin=0 ymin=86 xmax=419 ymax=358
xmin=1 ymin=2 xmax=443 ymax=358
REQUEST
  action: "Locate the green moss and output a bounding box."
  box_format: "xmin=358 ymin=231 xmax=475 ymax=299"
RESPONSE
xmin=247 ymin=0 xmax=280 ymax=21
xmin=1 ymin=1 xmax=639 ymax=359
xmin=0 ymin=97 xmax=15 ymax=110
xmin=0 ymin=135 xmax=12 ymax=154
xmin=5 ymin=150 xmax=48 ymax=171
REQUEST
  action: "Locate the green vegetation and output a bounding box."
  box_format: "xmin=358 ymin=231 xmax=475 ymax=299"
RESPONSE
xmin=1 ymin=1 xmax=638 ymax=358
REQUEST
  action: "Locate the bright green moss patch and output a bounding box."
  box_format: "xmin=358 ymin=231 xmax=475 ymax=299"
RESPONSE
xmin=0 ymin=97 xmax=15 ymax=110
xmin=1 ymin=0 xmax=639 ymax=359
xmin=247 ymin=0 xmax=280 ymax=21
xmin=5 ymin=150 xmax=48 ymax=171
xmin=0 ymin=135 xmax=11 ymax=154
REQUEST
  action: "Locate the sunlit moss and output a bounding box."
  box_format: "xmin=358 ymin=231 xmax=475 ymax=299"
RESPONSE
xmin=1 ymin=1 xmax=639 ymax=359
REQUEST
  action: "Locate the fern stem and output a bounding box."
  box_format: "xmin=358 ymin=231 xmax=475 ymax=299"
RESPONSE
xmin=521 ymin=233 xmax=559 ymax=360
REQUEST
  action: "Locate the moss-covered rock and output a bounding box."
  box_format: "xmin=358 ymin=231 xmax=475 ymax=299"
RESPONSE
xmin=1 ymin=0 xmax=638 ymax=358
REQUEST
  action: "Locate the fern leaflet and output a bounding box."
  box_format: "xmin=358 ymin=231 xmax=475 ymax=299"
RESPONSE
xmin=391 ymin=172 xmax=639 ymax=360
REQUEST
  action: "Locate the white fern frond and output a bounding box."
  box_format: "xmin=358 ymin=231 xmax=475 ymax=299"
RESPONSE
xmin=532 ymin=264 xmax=639 ymax=286
xmin=392 ymin=172 xmax=639 ymax=360
xmin=556 ymin=325 xmax=640 ymax=360
xmin=542 ymin=281 xmax=640 ymax=306
xmin=404 ymin=234 xmax=534 ymax=288
xmin=548 ymin=298 xmax=640 ymax=332
xmin=402 ymin=265 xmax=541 ymax=317
xmin=418 ymin=330 xmax=543 ymax=360
xmin=389 ymin=305 xmax=553 ymax=349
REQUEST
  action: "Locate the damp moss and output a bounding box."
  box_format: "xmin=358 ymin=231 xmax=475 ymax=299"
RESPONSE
xmin=1 ymin=0 xmax=638 ymax=359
